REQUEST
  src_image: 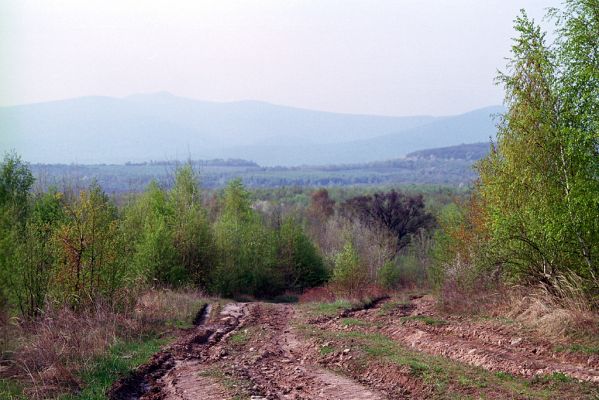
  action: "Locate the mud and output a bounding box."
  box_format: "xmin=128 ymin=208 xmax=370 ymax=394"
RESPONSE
xmin=109 ymin=296 xmax=598 ymax=399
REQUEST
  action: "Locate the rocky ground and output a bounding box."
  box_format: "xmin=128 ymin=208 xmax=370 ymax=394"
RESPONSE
xmin=108 ymin=294 xmax=599 ymax=399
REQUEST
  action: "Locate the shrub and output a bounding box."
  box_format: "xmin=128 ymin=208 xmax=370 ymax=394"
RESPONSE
xmin=332 ymin=241 xmax=368 ymax=296
xmin=277 ymin=217 xmax=328 ymax=291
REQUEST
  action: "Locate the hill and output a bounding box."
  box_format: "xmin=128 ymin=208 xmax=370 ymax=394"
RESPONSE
xmin=0 ymin=93 xmax=501 ymax=166
xmin=406 ymin=142 xmax=490 ymax=160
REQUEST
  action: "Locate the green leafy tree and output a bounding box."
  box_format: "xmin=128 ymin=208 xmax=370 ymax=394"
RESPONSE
xmin=332 ymin=241 xmax=368 ymax=296
xmin=52 ymin=183 xmax=128 ymax=308
xmin=277 ymin=217 xmax=328 ymax=291
xmin=212 ymin=179 xmax=280 ymax=297
xmin=11 ymin=190 xmax=65 ymax=316
xmin=168 ymin=165 xmax=213 ymax=285
xmin=477 ymin=3 xmax=598 ymax=296
xmin=0 ymin=153 xmax=35 ymax=314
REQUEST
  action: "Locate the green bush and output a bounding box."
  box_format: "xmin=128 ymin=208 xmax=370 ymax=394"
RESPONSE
xmin=332 ymin=241 xmax=368 ymax=295
xmin=277 ymin=217 xmax=328 ymax=291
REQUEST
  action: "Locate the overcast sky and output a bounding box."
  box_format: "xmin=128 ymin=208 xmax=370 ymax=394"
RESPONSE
xmin=1 ymin=0 xmax=559 ymax=116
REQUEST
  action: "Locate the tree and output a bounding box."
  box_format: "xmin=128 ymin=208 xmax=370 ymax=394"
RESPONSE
xmin=12 ymin=190 xmax=64 ymax=316
xmin=332 ymin=241 xmax=368 ymax=296
xmin=211 ymin=179 xmax=280 ymax=297
xmin=168 ymin=165 xmax=213 ymax=285
xmin=277 ymin=217 xmax=328 ymax=291
xmin=308 ymin=188 xmax=335 ymax=220
xmin=476 ymin=3 xmax=598 ymax=296
xmin=52 ymin=183 xmax=127 ymax=308
xmin=0 ymin=152 xmax=34 ymax=225
xmin=0 ymin=153 xmax=35 ymax=314
xmin=342 ymin=190 xmax=435 ymax=251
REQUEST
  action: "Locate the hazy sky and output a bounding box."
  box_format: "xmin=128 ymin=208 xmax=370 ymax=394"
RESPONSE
xmin=1 ymin=0 xmax=559 ymax=116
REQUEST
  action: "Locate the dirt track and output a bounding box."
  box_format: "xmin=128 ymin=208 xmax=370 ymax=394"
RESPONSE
xmin=108 ymin=296 xmax=599 ymax=399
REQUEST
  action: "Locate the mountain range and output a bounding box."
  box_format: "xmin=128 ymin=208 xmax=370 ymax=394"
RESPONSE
xmin=0 ymin=92 xmax=502 ymax=166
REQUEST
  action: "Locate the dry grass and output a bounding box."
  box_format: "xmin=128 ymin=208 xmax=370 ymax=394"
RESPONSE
xmin=1 ymin=288 xmax=206 ymax=399
xmin=299 ymin=284 xmax=387 ymax=304
xmin=502 ymin=283 xmax=599 ymax=340
xmin=135 ymin=288 xmax=206 ymax=329
xmin=439 ymin=268 xmax=598 ymax=341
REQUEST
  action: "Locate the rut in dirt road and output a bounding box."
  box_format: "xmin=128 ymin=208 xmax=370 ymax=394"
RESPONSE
xmin=109 ymin=302 xmax=386 ymax=400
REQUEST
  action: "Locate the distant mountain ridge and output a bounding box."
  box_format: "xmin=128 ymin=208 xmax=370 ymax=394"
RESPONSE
xmin=406 ymin=142 xmax=491 ymax=161
xmin=0 ymin=92 xmax=502 ymax=166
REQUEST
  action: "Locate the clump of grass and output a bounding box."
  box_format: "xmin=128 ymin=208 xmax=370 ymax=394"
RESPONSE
xmin=400 ymin=315 xmax=448 ymax=326
xmin=553 ymin=343 xmax=599 ymax=355
xmin=341 ymin=318 xmax=369 ymax=327
xmin=135 ymin=288 xmax=206 ymax=329
xmin=319 ymin=345 xmax=335 ymax=355
xmin=198 ymin=368 xmax=251 ymax=397
xmin=0 ymin=379 xmax=26 ymax=400
xmin=307 ymin=300 xmax=353 ymax=316
xmin=229 ymin=329 xmax=250 ymax=346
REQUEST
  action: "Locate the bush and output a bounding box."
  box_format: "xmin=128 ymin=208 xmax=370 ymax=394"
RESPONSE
xmin=332 ymin=241 xmax=368 ymax=296
xmin=277 ymin=217 xmax=328 ymax=291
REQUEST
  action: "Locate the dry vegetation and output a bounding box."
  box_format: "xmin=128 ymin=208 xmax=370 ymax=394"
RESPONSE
xmin=0 ymin=289 xmax=206 ymax=399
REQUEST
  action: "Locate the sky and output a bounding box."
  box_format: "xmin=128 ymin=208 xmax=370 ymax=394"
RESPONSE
xmin=1 ymin=0 xmax=560 ymax=116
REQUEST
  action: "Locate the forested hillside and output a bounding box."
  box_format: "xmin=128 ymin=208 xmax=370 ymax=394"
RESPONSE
xmin=28 ymin=143 xmax=482 ymax=193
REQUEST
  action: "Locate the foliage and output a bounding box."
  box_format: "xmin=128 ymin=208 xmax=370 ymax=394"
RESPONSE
xmin=277 ymin=217 xmax=328 ymax=291
xmin=332 ymin=241 xmax=368 ymax=295
xmin=211 ymin=179 xmax=281 ymax=297
xmin=308 ymin=188 xmax=335 ymax=220
xmin=52 ymin=183 xmax=129 ymax=308
xmin=342 ymin=190 xmax=435 ymax=251
xmin=476 ymin=3 xmax=598 ymax=299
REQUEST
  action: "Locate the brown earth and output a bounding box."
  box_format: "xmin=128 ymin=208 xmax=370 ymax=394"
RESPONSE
xmin=108 ymin=295 xmax=599 ymax=400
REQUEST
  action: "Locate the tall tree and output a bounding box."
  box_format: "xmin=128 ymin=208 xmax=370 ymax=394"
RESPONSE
xmin=477 ymin=3 xmax=598 ymax=293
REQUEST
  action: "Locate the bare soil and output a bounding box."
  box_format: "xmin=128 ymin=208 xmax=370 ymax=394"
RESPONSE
xmin=108 ymin=295 xmax=599 ymax=399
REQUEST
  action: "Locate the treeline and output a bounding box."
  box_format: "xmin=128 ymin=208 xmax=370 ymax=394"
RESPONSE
xmin=29 ymin=156 xmax=478 ymax=193
xmin=0 ymin=153 xmax=438 ymax=317
xmin=432 ymin=1 xmax=598 ymax=310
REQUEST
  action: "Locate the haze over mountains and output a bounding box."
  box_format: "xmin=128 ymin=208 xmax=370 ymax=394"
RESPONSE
xmin=0 ymin=92 xmax=502 ymax=166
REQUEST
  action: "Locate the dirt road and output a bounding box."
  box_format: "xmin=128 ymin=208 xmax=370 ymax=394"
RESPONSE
xmin=108 ymin=296 xmax=599 ymax=399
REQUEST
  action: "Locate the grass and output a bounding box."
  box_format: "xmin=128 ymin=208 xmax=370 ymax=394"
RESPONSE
xmin=59 ymin=337 xmax=168 ymax=400
xmin=400 ymin=315 xmax=448 ymax=326
xmin=229 ymin=329 xmax=251 ymax=346
xmin=341 ymin=318 xmax=370 ymax=327
xmin=554 ymin=343 xmax=599 ymax=355
xmin=198 ymin=368 xmax=250 ymax=399
xmin=376 ymin=299 xmax=411 ymax=316
xmin=0 ymin=379 xmax=26 ymax=400
xmin=301 ymin=325 xmax=599 ymax=399
xmin=306 ymin=300 xmax=353 ymax=317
